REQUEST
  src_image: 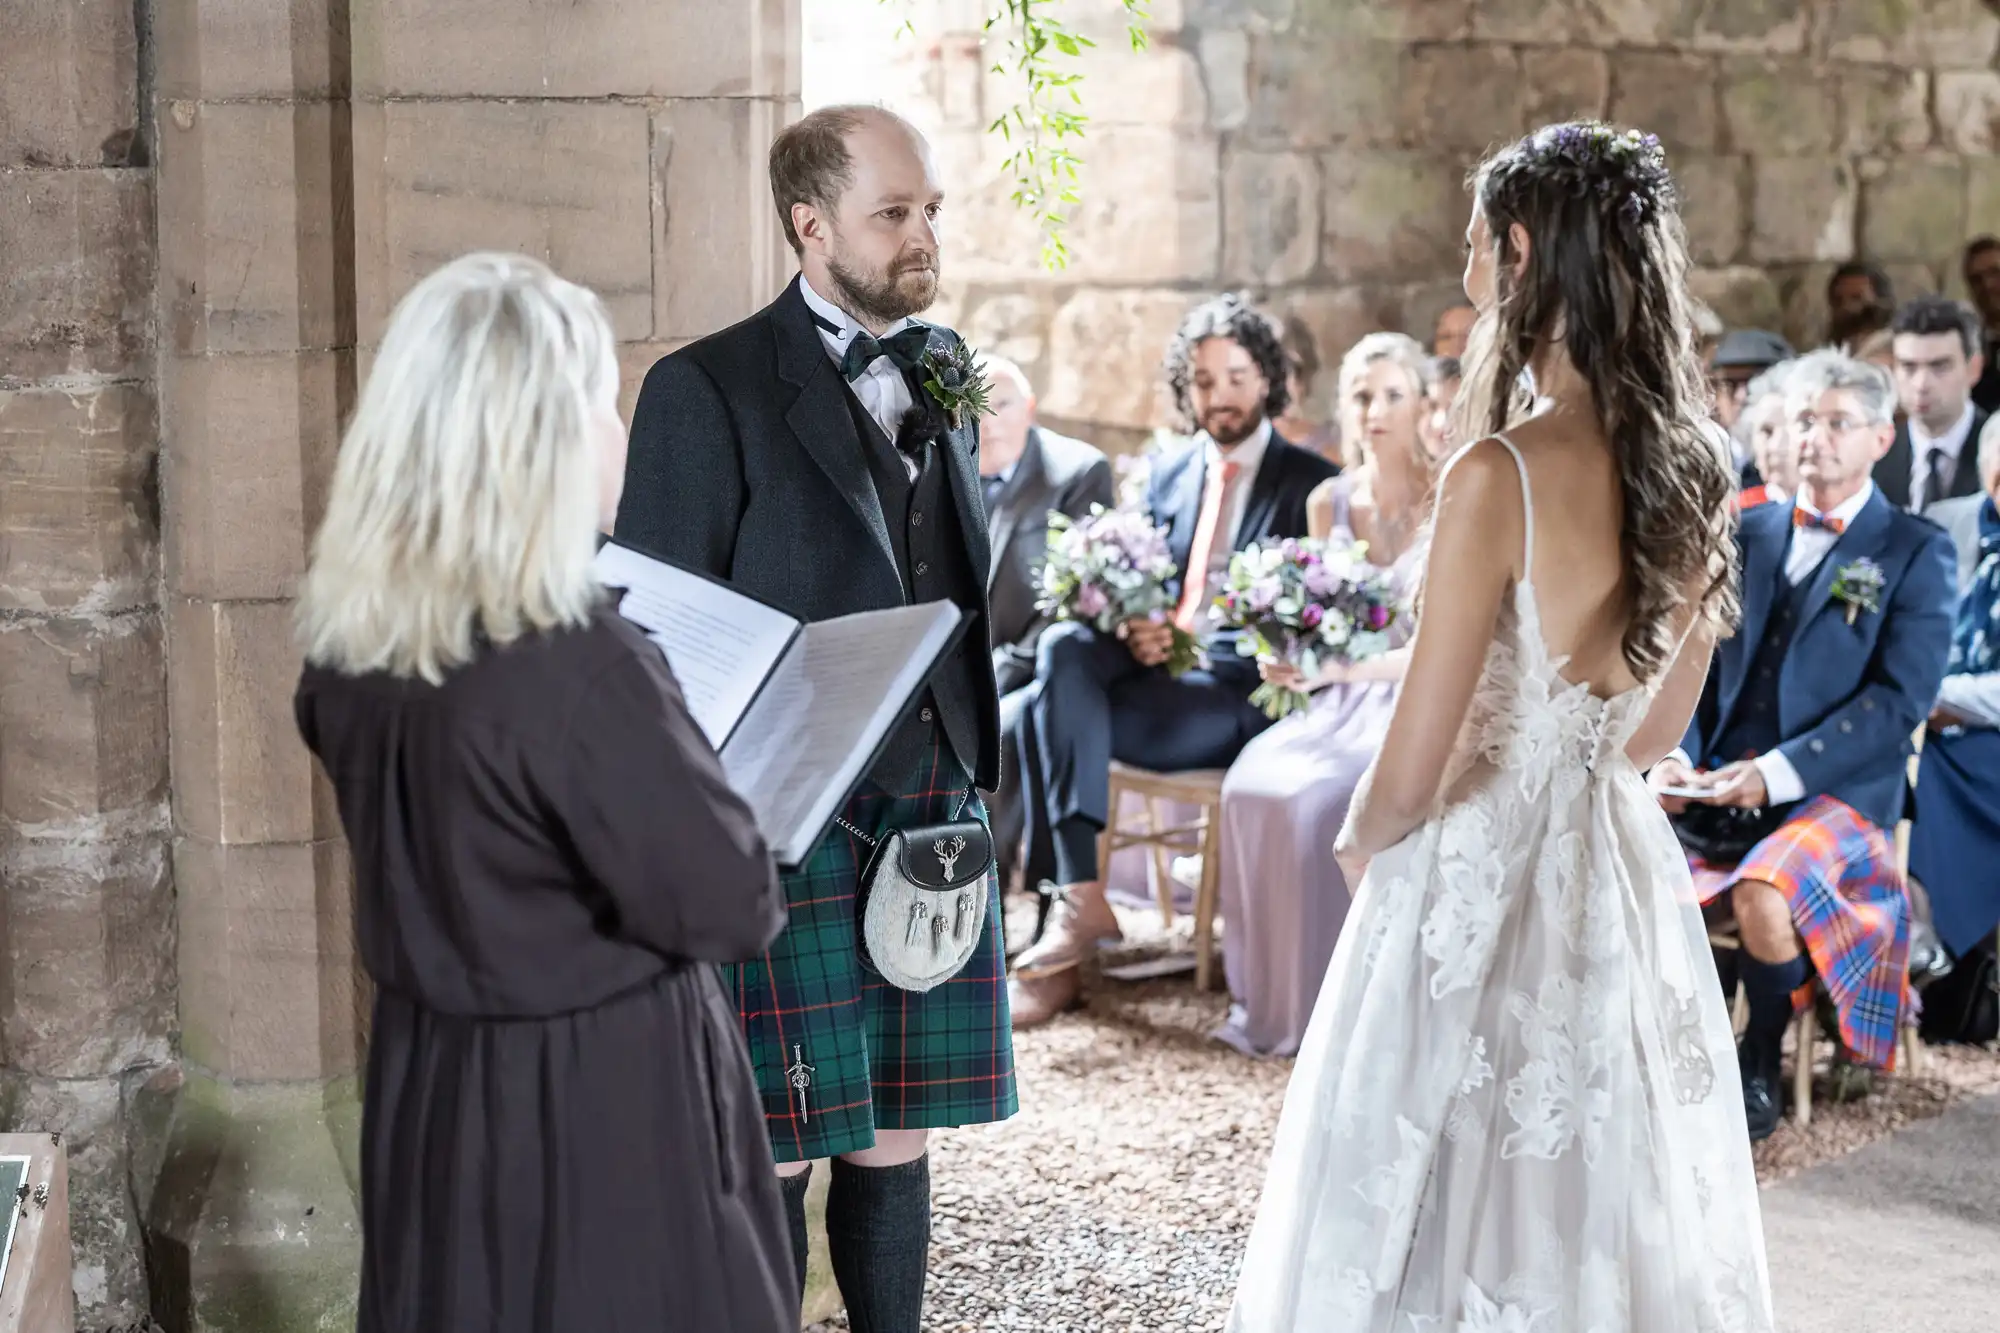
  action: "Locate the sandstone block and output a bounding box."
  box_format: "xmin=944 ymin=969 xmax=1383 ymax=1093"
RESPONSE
xmin=1320 ymin=149 xmax=1467 ymax=285
xmin=168 ymin=598 xmax=328 ymax=847
xmin=1042 ymin=289 xmax=1192 ymax=429
xmin=0 ymin=615 xmax=168 ymax=828
xmin=0 ymin=384 xmax=158 ymax=616
xmin=1937 ymin=71 xmax=2000 ymax=155
xmin=153 ymin=0 xmax=346 ymax=100
xmin=1676 ymin=155 xmax=1748 ymax=267
xmin=1837 ymin=66 xmax=1933 ymax=156
xmin=1222 ymin=150 xmax=1320 ymax=286
xmin=1968 ymin=160 xmax=2000 ymax=249
xmin=959 ymin=291 xmax=1059 ymax=381
xmin=175 ymin=838 xmax=360 ymax=1081
xmin=1774 ymin=263 xmax=1835 ymax=350
xmin=1748 ymin=157 xmax=1855 ymax=263
xmin=351 ymin=0 xmax=791 ymax=98
xmin=1276 ymin=287 xmax=1403 ymax=415
xmin=0 ymin=831 xmax=174 ymax=1079
xmin=1688 ymin=0 xmax=1809 ymax=53
xmin=1718 ymin=58 xmax=1836 ymax=156
xmin=1827 ymin=0 xmax=1999 ymax=70
xmin=1402 ymin=46 xmax=1528 ymax=155
xmin=1690 ymin=267 xmax=1784 ymax=335
xmin=0 ymin=0 xmax=140 ymax=167
xmin=161 ymin=352 xmax=346 ymax=602
xmin=1001 ymin=37 xmax=1205 ymax=129
xmin=654 ymin=99 xmax=793 ymax=341
xmin=1608 ymin=53 xmax=1719 ymax=153
xmin=352 ymin=100 xmax=653 ymax=344
xmin=156 ymin=100 xmax=345 ymax=358
xmin=0 ymin=169 xmax=152 ymax=379
xmin=1861 ymin=155 xmax=1969 ymax=263
xmin=1196 ymin=28 xmax=1250 ymax=132
xmin=1243 ymin=34 xmax=1404 ymax=149
xmin=1473 ymin=0 xmax=1695 ymax=47
xmin=1287 ymin=0 xmax=1472 ymax=42
xmin=1056 ymin=129 xmax=1221 ymax=286
xmin=1519 ymin=49 xmax=1612 ymax=131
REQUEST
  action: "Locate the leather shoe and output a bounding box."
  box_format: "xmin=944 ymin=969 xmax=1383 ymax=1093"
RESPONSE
xmin=1013 ymin=885 xmax=1122 ymax=979
xmin=1738 ymin=1038 xmax=1782 ymax=1142
xmin=1009 ymin=966 xmax=1082 ymax=1029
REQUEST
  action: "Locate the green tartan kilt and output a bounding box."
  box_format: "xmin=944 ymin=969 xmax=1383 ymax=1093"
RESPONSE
xmin=719 ymin=739 xmax=1019 ymax=1163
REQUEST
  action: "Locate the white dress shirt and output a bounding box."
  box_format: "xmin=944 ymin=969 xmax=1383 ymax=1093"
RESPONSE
xmin=1909 ymin=401 xmax=1976 ymax=511
xmin=800 ymin=276 xmax=918 ymax=477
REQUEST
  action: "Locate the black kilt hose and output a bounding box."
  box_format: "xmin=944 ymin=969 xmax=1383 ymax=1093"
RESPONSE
xmin=722 ymin=735 xmax=1017 ymax=1162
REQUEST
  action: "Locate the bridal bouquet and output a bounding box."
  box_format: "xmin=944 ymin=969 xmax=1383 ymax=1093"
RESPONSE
xmin=1037 ymin=505 xmax=1203 ymax=676
xmin=1214 ymin=538 xmax=1402 ymax=719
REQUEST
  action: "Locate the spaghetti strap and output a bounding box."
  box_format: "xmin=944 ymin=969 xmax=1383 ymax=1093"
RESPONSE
xmin=1490 ymin=433 xmax=1535 ymax=574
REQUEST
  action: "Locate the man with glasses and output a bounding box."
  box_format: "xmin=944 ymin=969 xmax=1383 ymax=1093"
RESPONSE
xmin=1649 ymin=348 xmax=1957 ymax=1141
xmin=1708 ymin=329 xmax=1795 ymax=474
xmin=1877 ymin=294 xmax=1989 ymax=512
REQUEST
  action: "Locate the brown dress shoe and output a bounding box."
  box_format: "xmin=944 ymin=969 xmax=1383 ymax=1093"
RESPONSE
xmin=1013 ymin=885 xmax=1122 ymax=979
xmin=1009 ymin=966 xmax=1083 ymax=1029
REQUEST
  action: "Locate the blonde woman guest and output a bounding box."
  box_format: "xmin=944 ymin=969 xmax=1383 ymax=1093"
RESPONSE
xmin=1736 ymin=360 xmax=1798 ymax=507
xmin=294 ymin=254 xmax=795 ymax=1333
xmin=1212 ymin=333 xmax=1436 ymax=1057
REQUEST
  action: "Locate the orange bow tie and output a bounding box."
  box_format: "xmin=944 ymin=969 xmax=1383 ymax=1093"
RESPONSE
xmin=1792 ymin=508 xmax=1845 ymax=535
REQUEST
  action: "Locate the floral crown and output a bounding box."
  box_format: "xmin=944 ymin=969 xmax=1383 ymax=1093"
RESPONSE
xmin=1505 ymin=121 xmax=1674 ymax=231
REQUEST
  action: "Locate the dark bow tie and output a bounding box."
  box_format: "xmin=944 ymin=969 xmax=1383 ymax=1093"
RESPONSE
xmin=828 ymin=323 xmax=931 ymax=382
xmin=1792 ymin=508 xmax=1845 ymax=535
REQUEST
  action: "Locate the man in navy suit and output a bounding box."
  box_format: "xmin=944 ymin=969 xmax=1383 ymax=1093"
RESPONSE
xmin=1651 ymin=348 xmax=1957 ymax=1141
xmin=1008 ymin=295 xmax=1339 ymax=1025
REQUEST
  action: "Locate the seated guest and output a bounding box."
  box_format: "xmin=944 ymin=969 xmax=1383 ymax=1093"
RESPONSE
xmin=1853 ymin=327 xmax=1897 ymax=376
xmin=1432 ymin=303 xmax=1475 ymax=360
xmin=1649 ymin=349 xmax=1958 ymax=1142
xmin=1876 ymin=294 xmax=1988 ymax=512
xmin=1736 ymin=360 xmax=1798 ymax=506
xmin=1708 ymin=328 xmax=1795 ymax=436
xmin=1825 ymin=259 xmax=1896 ymax=351
xmin=1910 ymin=419 xmax=2000 ymax=969
xmin=1422 ymin=354 xmax=1461 ymax=459
xmin=1275 ymin=315 xmax=1341 ymax=463
xmin=1963 ymin=236 xmax=2000 ymax=413
xmin=980 ymin=356 xmax=1115 ymax=893
xmin=1212 ymin=333 xmax=1435 ymax=1057
xmin=1007 ymin=295 xmax=1339 ymax=1025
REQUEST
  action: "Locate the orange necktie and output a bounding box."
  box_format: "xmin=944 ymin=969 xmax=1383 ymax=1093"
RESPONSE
xmin=1174 ymin=459 xmax=1241 ymax=631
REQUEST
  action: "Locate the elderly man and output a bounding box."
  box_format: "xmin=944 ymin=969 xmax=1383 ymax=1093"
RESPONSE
xmin=979 ymin=356 xmax=1113 ymax=893
xmin=1651 ymin=348 xmax=1958 ymax=1141
xmin=1877 ymin=295 xmax=1989 ymax=512
xmin=1708 ymin=328 xmax=1795 ymax=435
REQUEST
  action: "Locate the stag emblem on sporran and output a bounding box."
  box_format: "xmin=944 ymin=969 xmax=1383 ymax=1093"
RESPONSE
xmin=933 ymin=834 xmax=968 ymax=880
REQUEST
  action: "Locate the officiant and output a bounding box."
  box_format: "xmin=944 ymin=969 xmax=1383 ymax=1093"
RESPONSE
xmin=614 ymin=104 xmax=1013 ymax=1333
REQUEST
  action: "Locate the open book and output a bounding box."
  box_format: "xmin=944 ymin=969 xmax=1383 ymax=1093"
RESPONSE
xmin=594 ymin=541 xmax=968 ymax=867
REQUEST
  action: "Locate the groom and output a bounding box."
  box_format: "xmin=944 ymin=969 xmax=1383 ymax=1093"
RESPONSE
xmin=614 ymin=105 xmax=1013 ymax=1333
xmin=1652 ymin=348 xmax=1956 ymax=1141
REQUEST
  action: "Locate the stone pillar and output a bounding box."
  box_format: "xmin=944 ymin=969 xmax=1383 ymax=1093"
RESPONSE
xmin=0 ymin=2 xmax=174 ymax=1326
xmin=803 ymin=0 xmax=2000 ymax=448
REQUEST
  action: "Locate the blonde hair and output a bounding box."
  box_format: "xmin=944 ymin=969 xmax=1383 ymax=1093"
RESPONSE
xmin=297 ymin=252 xmax=619 ymax=682
xmin=1337 ymin=332 xmax=1435 ymax=470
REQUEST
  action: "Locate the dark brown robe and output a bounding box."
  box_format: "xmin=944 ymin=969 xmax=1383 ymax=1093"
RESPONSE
xmin=296 ymin=607 xmax=795 ymax=1333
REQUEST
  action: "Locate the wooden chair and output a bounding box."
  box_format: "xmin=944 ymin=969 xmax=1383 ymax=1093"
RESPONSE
xmin=1099 ymin=761 xmax=1228 ymax=990
xmin=1706 ymin=725 xmax=1927 ymax=1127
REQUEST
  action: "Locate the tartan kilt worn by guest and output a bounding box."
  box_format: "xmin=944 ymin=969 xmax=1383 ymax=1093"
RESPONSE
xmin=1672 ymin=489 xmax=1957 ymax=1137
xmin=727 ymin=735 xmax=1016 ymax=1163
xmin=614 ymin=256 xmax=1013 ymax=1332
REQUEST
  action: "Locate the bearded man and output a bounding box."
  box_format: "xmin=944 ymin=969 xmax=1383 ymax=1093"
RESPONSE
xmin=616 ymin=104 xmax=1012 ymax=1333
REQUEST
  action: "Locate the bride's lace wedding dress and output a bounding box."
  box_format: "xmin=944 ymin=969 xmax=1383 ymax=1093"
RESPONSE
xmin=1229 ymin=439 xmax=1773 ymax=1333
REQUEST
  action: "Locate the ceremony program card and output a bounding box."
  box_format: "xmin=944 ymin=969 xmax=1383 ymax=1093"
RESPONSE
xmin=595 ymin=541 xmax=967 ymax=867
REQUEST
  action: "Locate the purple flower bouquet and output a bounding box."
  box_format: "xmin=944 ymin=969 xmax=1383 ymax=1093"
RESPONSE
xmin=1037 ymin=505 xmax=1203 ymax=677
xmin=1214 ymin=538 xmax=1403 ymax=719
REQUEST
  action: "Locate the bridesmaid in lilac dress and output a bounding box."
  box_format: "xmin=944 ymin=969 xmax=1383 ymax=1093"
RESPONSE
xmin=1213 ymin=333 xmax=1439 ymax=1056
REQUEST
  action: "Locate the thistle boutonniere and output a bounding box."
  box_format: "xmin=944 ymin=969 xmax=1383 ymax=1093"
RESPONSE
xmin=918 ymin=339 xmax=991 ymax=430
xmin=1830 ymin=557 xmax=1885 ymax=625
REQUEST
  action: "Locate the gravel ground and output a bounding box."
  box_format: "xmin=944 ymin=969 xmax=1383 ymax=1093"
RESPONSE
xmin=806 ymin=897 xmax=2000 ymax=1332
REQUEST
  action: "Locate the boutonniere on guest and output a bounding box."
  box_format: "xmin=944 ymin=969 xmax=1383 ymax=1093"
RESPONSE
xmin=919 ymin=340 xmax=991 ymax=429
xmin=1830 ymin=557 xmax=1885 ymax=625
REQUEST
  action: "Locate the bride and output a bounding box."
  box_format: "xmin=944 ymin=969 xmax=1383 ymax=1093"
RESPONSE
xmin=1228 ymin=122 xmax=1774 ymax=1332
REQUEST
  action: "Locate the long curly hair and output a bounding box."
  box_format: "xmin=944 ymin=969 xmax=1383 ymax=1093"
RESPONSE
xmin=1162 ymin=294 xmax=1291 ymax=430
xmin=1453 ymin=121 xmax=1740 ymax=681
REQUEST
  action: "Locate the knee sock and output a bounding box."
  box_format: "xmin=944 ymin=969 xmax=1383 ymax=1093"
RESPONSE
xmin=825 ymin=1155 xmax=931 ymax=1333
xmin=1740 ymin=953 xmax=1809 ymax=1057
xmin=778 ymin=1167 xmax=813 ymax=1305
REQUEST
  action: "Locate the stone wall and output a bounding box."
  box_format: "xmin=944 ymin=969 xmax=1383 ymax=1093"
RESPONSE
xmin=806 ymin=0 xmax=2000 ymax=453
xmin=2 ymin=1 xmax=798 ymax=1327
